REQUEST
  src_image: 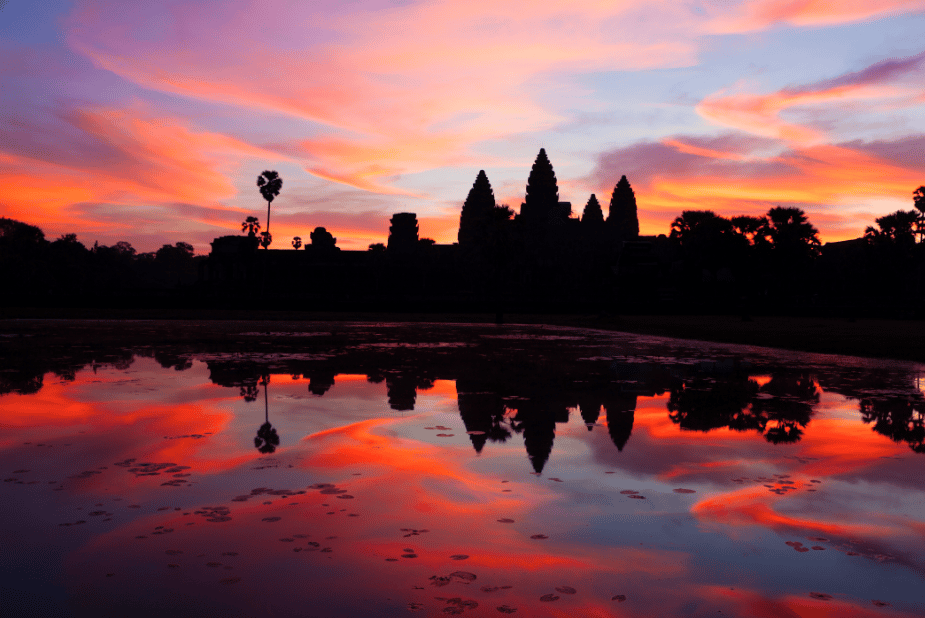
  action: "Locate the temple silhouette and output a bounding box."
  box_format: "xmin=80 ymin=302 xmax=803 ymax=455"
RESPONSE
xmin=201 ymin=149 xmax=668 ymax=314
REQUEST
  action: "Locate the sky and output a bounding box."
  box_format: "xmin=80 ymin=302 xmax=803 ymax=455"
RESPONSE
xmin=1 ymin=0 xmax=924 ymax=254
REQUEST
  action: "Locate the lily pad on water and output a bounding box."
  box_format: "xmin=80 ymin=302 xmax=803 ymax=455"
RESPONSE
xmin=261 ymin=517 xmax=282 ymax=522
xmin=554 ymin=586 xmax=576 ymax=594
xmin=497 ymin=518 xmax=515 ymax=523
xmin=450 ymin=571 xmax=476 ymax=582
xmin=450 ymin=555 xmax=469 ymax=560
xmin=539 ymin=594 xmax=559 ymax=602
xmin=496 ymin=605 xmax=517 ymax=614
xmin=612 ymin=595 xmax=627 ymax=602
xmin=530 ymin=535 xmax=548 ymax=540
xmin=619 ymin=490 xmax=638 ymax=495
xmin=673 ymin=488 xmax=696 ymax=494
xmin=809 ymin=592 xmax=832 ymax=600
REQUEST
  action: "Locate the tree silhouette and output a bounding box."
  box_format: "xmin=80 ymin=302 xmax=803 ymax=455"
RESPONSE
xmin=912 ymin=186 xmax=924 ymax=243
xmin=865 ymin=210 xmax=919 ymax=247
xmin=761 ymin=206 xmax=820 ymax=259
xmin=254 ymin=375 xmax=279 ymax=454
xmin=256 ymin=170 xmax=282 ymax=249
xmin=730 ymin=215 xmax=768 ymax=245
xmin=292 ymin=236 xmax=302 ymax=250
xmin=241 ymin=216 xmax=260 ymax=237
xmin=259 ymin=231 xmax=272 ymax=249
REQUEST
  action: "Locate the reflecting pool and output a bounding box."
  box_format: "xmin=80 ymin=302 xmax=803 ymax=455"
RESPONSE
xmin=1 ymin=322 xmax=924 ymax=617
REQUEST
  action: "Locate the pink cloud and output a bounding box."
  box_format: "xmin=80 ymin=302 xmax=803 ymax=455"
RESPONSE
xmin=63 ymin=0 xmax=709 ymax=194
xmin=697 ymin=50 xmax=925 ymax=144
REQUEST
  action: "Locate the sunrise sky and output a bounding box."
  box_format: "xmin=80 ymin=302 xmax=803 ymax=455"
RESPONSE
xmin=2 ymin=0 xmax=924 ymax=253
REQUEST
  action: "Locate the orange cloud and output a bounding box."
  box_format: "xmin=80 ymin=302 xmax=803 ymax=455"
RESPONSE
xmin=590 ymin=135 xmax=923 ymax=242
xmin=0 ymin=103 xmax=284 ymax=249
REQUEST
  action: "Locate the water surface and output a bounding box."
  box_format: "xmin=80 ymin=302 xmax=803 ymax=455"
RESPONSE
xmin=1 ymin=322 xmax=924 ymax=617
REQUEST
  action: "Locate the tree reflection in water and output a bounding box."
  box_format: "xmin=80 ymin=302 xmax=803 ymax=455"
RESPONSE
xmin=668 ymin=370 xmax=817 ymax=445
xmin=254 ymin=374 xmax=280 ymax=454
xmin=861 ymin=396 xmax=925 ymax=453
xmin=3 ymin=335 xmax=925 ymax=464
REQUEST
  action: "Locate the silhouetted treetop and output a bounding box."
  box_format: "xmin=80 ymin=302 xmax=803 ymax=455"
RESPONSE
xmin=730 ymin=215 xmax=768 ymax=245
xmin=913 ymin=186 xmax=925 ymax=243
xmin=155 ymin=242 xmax=194 ymax=263
xmin=865 ymin=210 xmax=919 ymax=247
xmin=241 ymin=216 xmax=260 ymax=237
xmin=607 ymin=175 xmax=639 ymax=239
xmin=459 ymin=170 xmax=496 ymax=247
xmin=581 ymin=194 xmax=604 ymax=226
xmin=257 ymin=170 xmax=282 ymax=248
xmin=763 ymin=206 xmax=820 ymax=258
xmin=522 ymin=148 xmax=558 ymax=225
xmin=670 ymin=210 xmax=732 ymax=244
xmin=0 ymin=217 xmax=45 ymax=245
xmin=257 ymin=170 xmax=282 ymax=204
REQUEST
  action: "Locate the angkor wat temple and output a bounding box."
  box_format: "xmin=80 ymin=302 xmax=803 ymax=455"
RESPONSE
xmin=202 ymin=149 xmax=670 ymax=312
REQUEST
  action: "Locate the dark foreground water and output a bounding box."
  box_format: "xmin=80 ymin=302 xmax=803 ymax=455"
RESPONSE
xmin=1 ymin=322 xmax=924 ymax=617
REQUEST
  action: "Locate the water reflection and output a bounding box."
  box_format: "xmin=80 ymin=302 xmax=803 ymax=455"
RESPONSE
xmin=254 ymin=375 xmax=280 ymax=454
xmin=2 ymin=345 xmax=925 ymax=457
xmin=2 ymin=323 xmax=925 ymax=617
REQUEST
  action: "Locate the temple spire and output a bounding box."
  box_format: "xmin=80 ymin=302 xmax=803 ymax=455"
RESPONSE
xmin=607 ymin=175 xmax=639 ymax=240
xmin=458 ymin=170 xmax=496 ymax=247
xmin=521 ymin=148 xmax=558 ymax=226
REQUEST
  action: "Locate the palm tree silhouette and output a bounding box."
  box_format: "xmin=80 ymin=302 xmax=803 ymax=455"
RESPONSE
xmin=256 ymin=170 xmax=283 ymax=249
xmin=241 ymin=216 xmax=260 ymax=237
xmin=292 ymin=236 xmax=302 ymax=250
xmin=254 ymin=374 xmax=279 ymax=454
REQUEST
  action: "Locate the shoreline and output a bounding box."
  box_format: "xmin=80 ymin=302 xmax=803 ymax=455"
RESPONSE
xmin=1 ymin=308 xmax=923 ymax=363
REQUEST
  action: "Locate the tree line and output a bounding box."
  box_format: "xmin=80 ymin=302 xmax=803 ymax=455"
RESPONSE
xmin=1 ymin=151 xmax=923 ymax=315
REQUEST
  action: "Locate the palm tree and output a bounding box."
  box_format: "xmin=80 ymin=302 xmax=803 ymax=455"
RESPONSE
xmin=913 ymin=186 xmax=925 ymax=244
xmin=256 ymin=170 xmax=283 ymax=249
xmin=292 ymin=236 xmax=302 ymax=250
xmin=241 ymin=216 xmax=260 ymax=237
